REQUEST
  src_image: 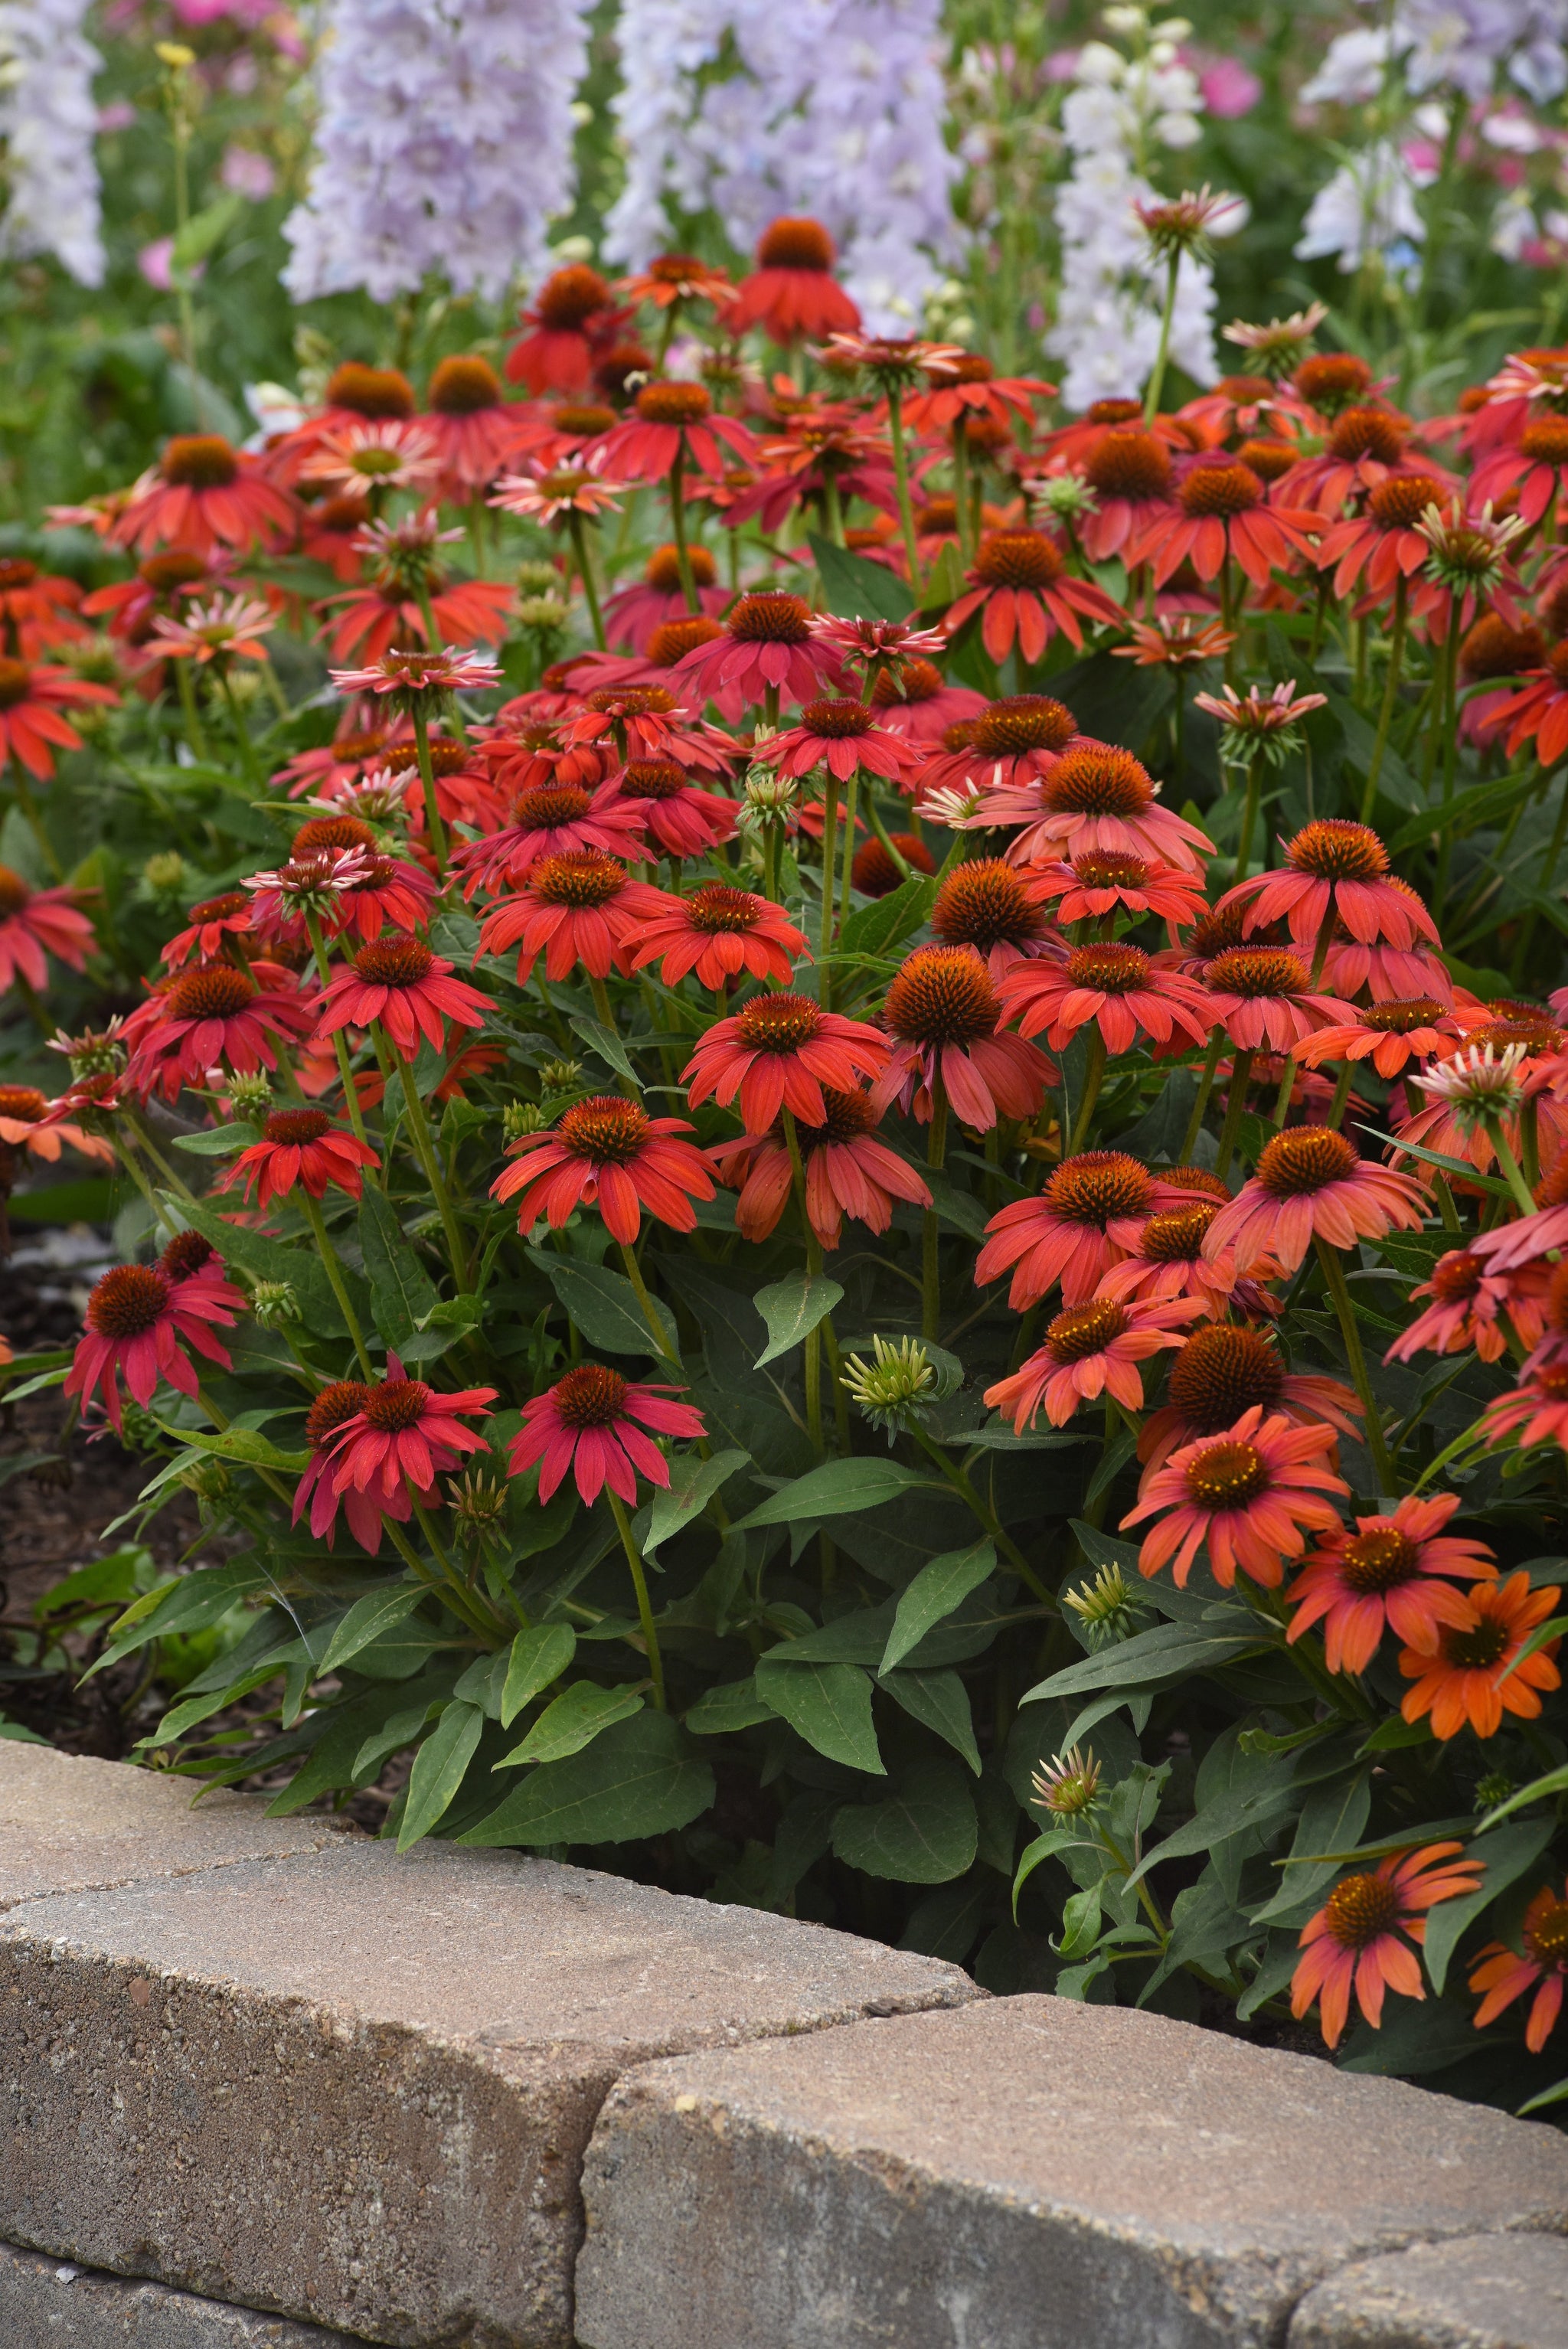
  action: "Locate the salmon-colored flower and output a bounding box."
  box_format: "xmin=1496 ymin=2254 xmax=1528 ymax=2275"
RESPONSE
xmin=315 ymin=933 xmax=489 ymax=1060
xmin=944 ymin=528 xmax=1125 ymax=663
xmin=327 ymin=1359 xmax=496 ymax=1509
xmin=218 ymin=1108 xmax=380 ymax=1210
xmin=985 ymin=1294 xmax=1204 ymax=1431
xmin=0 ymin=1083 xmax=112 ymax=1168
xmin=596 ymin=378 xmax=756 ymax=482
xmin=684 ymin=992 xmax=889 ymax=1132
xmin=671 ymin=590 xmax=844 ymax=716
xmin=867 ymin=655 xmax=987 ymax=743
xmin=1223 ymin=819 xmax=1436 ymax=955
xmin=628 ymin=883 xmax=806 ymax=991
xmin=1471 ymin=412 xmax=1568 ymax=524
xmin=1471 ymin=1878 xmax=1568 ymax=2050
xmin=999 ymin=942 xmax=1210 ymax=1056
xmin=123 ymin=963 xmax=315 ymax=1103
xmin=1387 ymin=1246 xmax=1547 ymax=1366
xmin=1135 ymin=1318 xmax=1361 ymax=1480
xmin=476 ymin=852 xmax=665 ymax=983
xmin=1203 ymin=1126 xmax=1426 ymax=1275
xmin=602 ymin=543 xmax=729 ymax=651
xmin=1292 ymin=1841 xmax=1483 ymax=2050
xmin=1314 ymin=472 xmax=1453 ymax=600
xmin=0 ymin=657 xmax=117 ymax=779
xmin=1400 ymin=1571 xmax=1562 ymax=1740
xmin=0 ymin=864 xmax=95 ymax=987
xmin=1286 ymin=1494 xmax=1496 ymax=1676
xmin=919 ymin=693 xmax=1080 ymax=799
xmin=976 ymin=1151 xmax=1187 ymax=1308
xmin=505 ymin=264 xmax=621 ymax=394
xmin=1093 ymin=1202 xmax=1239 ymax=1314
xmin=871 ymin=943 xmax=1054 ymax=1130
xmin=1024 ymin=851 xmax=1207 ymax=929
xmin=760 ymin=696 xmax=924 ymax=786
xmin=492 ymin=1096 xmax=714 ymax=1244
xmin=65 ymin=1258 xmax=244 ymax=1433
xmin=710 ymin=1086 xmax=932 ymax=1246
xmin=616 ymin=759 xmax=737 ymax=861
xmin=1294 ymin=995 xmax=1471 ymax=1078
xmin=1479 ymin=1362 xmax=1568 ymax=1453
xmin=421 ymin=354 xmax=530 ymax=496
xmin=510 ymin=1363 xmax=706 ymax=1504
xmin=1120 ymin=1403 xmax=1349 ymax=1589
xmin=1280 ymin=403 xmax=1435 ymax=515
xmin=1200 ymin=945 xmax=1352 ymax=1052
xmin=1075 ymin=426 xmax=1175 ymax=560
xmin=989 ymin=743 xmax=1214 ymax=875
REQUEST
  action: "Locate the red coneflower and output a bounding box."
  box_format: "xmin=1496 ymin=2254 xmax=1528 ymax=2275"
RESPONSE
xmin=1280 ymin=403 xmax=1435 ymax=515
xmin=760 ymin=696 xmax=925 ymax=788
xmin=65 ymin=1257 xmax=244 ymax=1433
xmin=1076 ymin=427 xmax=1176 ymax=560
xmin=872 ymin=943 xmax=1054 ymax=1131
xmin=1314 ymin=472 xmax=1452 ymax=601
xmin=1126 ymin=455 xmax=1320 ymax=589
xmin=1400 ymin=1571 xmax=1562 ymax=1740
xmin=851 ymin=832 xmax=936 ymax=899
xmin=112 ymin=434 xmax=299 ymax=558
xmin=1472 ymin=1877 xmax=1568 ymax=2050
xmin=217 ymin=1108 xmax=380 ymax=1210
xmin=1488 ymin=642 xmax=1568 ymax=766
xmin=506 ymin=264 xmax=622 ymax=394
xmin=917 ymin=693 xmax=1080 ymax=799
xmin=315 ymin=933 xmax=489 ymax=1060
xmin=1135 ymin=1318 xmax=1361 ymax=1480
xmin=1120 ymin=1403 xmax=1349 ymax=1589
xmin=338 ymin=853 xmax=439 ymax=943
xmin=123 ymin=963 xmax=316 ymax=1103
xmin=290 ymin=1377 xmax=396 ymax=1554
xmin=0 ymin=658 xmax=117 ymax=780
xmin=1222 ymin=819 xmax=1438 ymax=956
xmin=944 ymin=528 xmax=1125 ymax=663
xmin=597 ymin=378 xmax=756 ymax=482
xmin=0 ymin=865 xmax=95 ymax=988
xmin=1480 ymin=1361 xmax=1568 ymax=1453
xmin=928 ymin=859 xmax=1055 ymax=976
xmin=975 ymin=1151 xmax=1185 ymax=1308
xmin=510 ymin=1363 xmax=706 ymax=1504
xmin=492 ymin=1096 xmax=714 ymax=1243
xmin=1093 ymin=1202 xmax=1241 ymax=1315
xmin=456 ymin=779 xmax=648 ymax=895
xmin=1199 ymin=945 xmax=1351 ymax=1052
xmin=1294 ymin=995 xmax=1472 ymax=1080
xmin=984 ymin=1294 xmax=1204 ymax=1432
xmin=710 ymin=1086 xmax=932 ymax=1246
xmin=1292 ymin=1842 xmax=1483 ymax=2051
xmin=619 ymin=252 xmax=735 ymax=313
xmin=0 ymin=1083 xmax=112 ymax=1168
xmin=327 ymin=1357 xmax=497 ymax=1510
xmin=867 ymin=655 xmax=987 ymax=743
xmin=1286 ymin=1494 xmax=1497 ymax=1677
xmin=628 ymin=883 xmax=807 ymax=990
xmin=557 ymin=682 xmax=732 ymax=776
xmin=671 ymin=590 xmax=845 ymax=715
xmin=989 ymin=742 xmax=1214 ymax=876
xmin=903 ymin=349 xmax=1053 ymax=436
xmin=1204 ymin=1126 xmax=1426 ymax=1275
xmin=684 ymin=992 xmax=889 ymax=1132
xmin=999 ymin=942 xmax=1211 ymax=1056
xmin=1387 ymin=1246 xmax=1547 ymax=1366
xmin=0 ymin=556 xmax=87 ymax=658
xmin=1471 ymin=413 xmax=1568 ymax=525
xmin=602 ymin=544 xmax=729 ymax=651
xmin=725 ymin=217 xmax=860 ymax=346
xmin=616 ymin=757 xmax=738 ymax=861
xmin=421 ymin=354 xmax=529 ymax=495
xmin=1024 ymin=851 xmax=1207 ymax=929
xmin=315 ymin=571 xmax=515 ymax=666
xmin=477 ymin=851 xmax=666 ymax=983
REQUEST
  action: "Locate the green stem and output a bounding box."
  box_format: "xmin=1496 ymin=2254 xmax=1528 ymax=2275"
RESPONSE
xmin=923 ymin=1088 xmax=949 ymax=1341
xmin=909 ymin=1422 xmax=1048 ymax=1601
xmin=396 ymin=1056 xmax=470 ymax=1291
xmin=1269 ymin=1053 xmax=1296 ymax=1129
xmin=1068 ymin=1028 xmax=1107 ymax=1154
xmin=1361 ymin=575 xmax=1407 ymax=823
xmin=1430 ymin=626 xmax=1462 ymax=920
xmin=1234 ymin=750 xmax=1264 ymax=887
xmin=1142 ymin=249 xmax=1181 ymax=426
xmin=384 ymin=1514 xmax=495 ymax=1642
xmin=304 ymin=912 xmax=375 ymax=1161
xmin=886 ymin=385 xmax=923 ymax=594
xmin=567 ymin=509 xmax=608 ymax=650
xmin=410 ymin=703 xmax=451 ymax=877
xmin=817 ymin=769 xmax=838 ymax=1001
xmin=216 ymin=671 xmax=260 ymax=791
xmin=1179 ymin=1031 xmax=1223 ymax=1164
xmin=173 ymin=655 xmax=209 ymax=762
xmin=607 ymin=1487 xmax=666 ymax=1710
xmin=863 ymin=796 xmax=912 ymax=880
xmin=618 ymin=1240 xmax=683 ymax=1372
xmin=1214 ymin=1047 xmax=1255 ymax=1182
xmin=838 ymin=766 xmax=860 ymax=935
xmin=781 ymin=1107 xmax=825 ymax=1458
xmin=952 ymin=427 xmax=974 ymax=567
xmin=665 ymin=442 xmax=700 ymax=616
xmin=1325 ymin=1060 xmax=1354 ymax=1132
xmin=1485 ymin=1117 xmax=1539 ymax=1218
xmin=299 ymin=1191 xmax=375 ymax=1379
xmin=1315 ymin=1237 xmax=1396 ymax=1495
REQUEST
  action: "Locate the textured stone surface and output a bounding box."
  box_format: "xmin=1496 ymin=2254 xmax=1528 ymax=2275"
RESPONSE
xmin=0 ymin=1837 xmax=977 ymax=2349
xmin=575 ymin=1995 xmax=1568 ymax=2349
xmin=0 ymin=2240 xmax=352 ymax=2345
xmin=1289 ymin=2233 xmax=1568 ymax=2349
xmin=0 ymin=1740 xmax=351 ymax=1912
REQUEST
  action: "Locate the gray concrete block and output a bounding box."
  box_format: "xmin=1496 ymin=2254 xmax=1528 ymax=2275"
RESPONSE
xmin=0 ymin=1837 xmax=978 ymax=2349
xmin=0 ymin=1740 xmax=351 ymax=1912
xmin=0 ymin=2240 xmax=352 ymax=2346
xmin=1289 ymin=2232 xmax=1568 ymax=2349
xmin=574 ymin=1994 xmax=1568 ymax=2349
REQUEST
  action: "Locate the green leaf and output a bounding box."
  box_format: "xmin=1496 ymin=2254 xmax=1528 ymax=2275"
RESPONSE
xmin=397 ymin=1700 xmax=485 ymax=1850
xmin=880 ymin=1540 xmax=996 ymax=1674
xmin=734 ymin=1456 xmax=939 ymax=1531
xmin=0 ymin=1716 xmax=50 ymax=1744
xmin=0 ymin=1452 xmax=58 ymax=1491
xmin=832 ymin=1756 xmax=978 ymax=1883
xmin=754 ymin=1657 xmax=884 ymax=1773
xmin=318 ymin=1587 xmax=426 ymax=1678
xmin=567 ymin=1012 xmax=642 ymax=1089
xmin=1252 ymin=1773 xmax=1371 ymax=1925
xmin=922 ymin=1173 xmax=990 ymax=1241
xmin=684 ymin=1675 xmax=776 ymax=1733
xmin=882 ymin=1666 xmax=981 ymax=1774
xmin=1425 ymin=1819 xmax=1555 ymax=1995
xmin=172 ymin=1122 xmax=260 ymax=1158
xmin=528 ymin=1246 xmax=678 ymax=1360
xmin=1125 ymin=1769 xmax=1299 ymax=1891
xmin=177 ymin=1194 xmax=368 ymax=1343
xmin=359 ymin=1184 xmax=439 ymax=1348
xmin=645 ymin=1448 xmax=749 ymax=1554
xmin=459 ymin=1709 xmax=714 ymax=1846
xmin=838 ymin=873 xmax=938 ymax=962
xmin=499 ymin=1623 xmax=577 ymax=1726
xmin=496 ymin=1679 xmax=644 ymax=1767
xmin=171 ymin=189 xmax=245 ymax=273
xmin=1021 ymin=1619 xmax=1268 ymax=1704
xmin=149 ymin=1420 xmax=309 ymax=1473
xmin=807 ymin=530 xmax=913 ymax=622
xmin=86 ymin=1557 xmax=267 ymax=1678
xmin=1058 ymin=1883 xmax=1103 ymax=1959
xmin=752 ymin=1272 xmax=844 ymax=1368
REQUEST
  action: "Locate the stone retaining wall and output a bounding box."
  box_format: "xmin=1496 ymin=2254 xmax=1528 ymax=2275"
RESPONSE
xmin=2 ymin=1742 xmax=1563 ymax=2349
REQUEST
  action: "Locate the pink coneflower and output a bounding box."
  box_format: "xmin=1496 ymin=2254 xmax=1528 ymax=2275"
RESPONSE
xmin=327 ymin=1357 xmax=496 ymax=1510
xmin=1292 ymin=1842 xmax=1483 ymax=2051
xmin=65 ymin=1257 xmax=243 ymax=1433
xmin=152 ymin=590 xmax=276 ymax=668
xmin=0 ymin=658 xmax=117 ymax=779
xmin=1294 ymin=995 xmax=1471 ymax=1078
xmin=123 ymin=963 xmax=315 ymax=1104
xmin=1399 ymin=1572 xmax=1562 ymax=1740
xmin=110 ymin=433 xmax=299 ymax=558
xmin=944 ymin=528 xmax=1124 ymax=663
xmin=999 ymin=942 xmax=1210 ymax=1057
xmin=628 ymin=883 xmax=807 ymax=991
xmin=243 ymin=848 xmax=372 ymax=945
xmin=217 ymin=1108 xmax=380 ymax=1210
xmin=492 ymin=1096 xmax=714 ymax=1244
xmin=1203 ymin=1127 xmax=1426 ymax=1275
xmin=871 ymin=944 xmax=1054 ymax=1131
xmin=684 ymin=993 xmax=889 ymax=1132
xmin=993 ymin=743 xmax=1214 ymax=876
xmin=1200 ymin=945 xmax=1351 ymax=1052
xmin=710 ymin=1086 xmax=932 ymax=1246
xmin=1388 ymin=1246 xmax=1547 ymax=1365
xmin=1024 ymin=851 xmax=1207 ymax=929
xmin=1135 ymin=1318 xmax=1361 ymax=1480
xmin=760 ymin=697 xmax=924 ymax=788
xmin=477 ymin=852 xmax=666 ymax=984
xmin=0 ymin=864 xmax=95 ymax=988
xmin=1221 ymin=819 xmax=1438 ymax=956
xmin=671 ymin=591 xmax=845 ymax=715
xmin=1471 ymin=1878 xmax=1568 ymax=2051
xmin=1285 ymin=1494 xmax=1497 ymax=1677
xmin=299 ymin=419 xmax=439 ymax=499
xmin=291 ymin=1377 xmax=396 ymax=1554
xmin=488 ymin=454 xmax=629 ymax=527
xmin=985 ymin=1294 xmax=1204 ymax=1432
xmin=329 ymin=644 xmax=503 ymax=701
xmin=315 ymin=933 xmax=489 ymax=1060
xmin=976 ymin=1152 xmax=1186 ymax=1308
xmin=1120 ymin=1403 xmax=1349 ymax=1590
xmin=509 ymin=1364 xmax=706 ymax=1504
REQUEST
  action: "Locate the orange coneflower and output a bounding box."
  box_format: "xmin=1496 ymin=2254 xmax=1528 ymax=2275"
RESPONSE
xmin=929 ymin=859 xmax=1056 ymax=978
xmin=422 ymin=354 xmax=529 ymax=496
xmin=1292 ymin=1842 xmax=1484 ymax=2050
xmin=0 ymin=865 xmax=95 ymax=988
xmin=477 ymin=852 xmax=666 ymax=985
xmin=506 ymin=266 xmax=622 ymax=395
xmin=1024 ymin=851 xmax=1207 ymax=929
xmin=511 ymin=1364 xmax=704 ymax=1507
xmin=684 ymin=993 xmax=888 ymax=1132
xmin=1125 ymin=454 xmax=1319 ymax=589
xmin=1221 ymin=819 xmax=1439 ymax=956
xmin=871 ymin=944 xmax=1054 ymax=1131
xmin=1387 ymin=1246 xmax=1548 ymax=1366
xmin=628 ymin=884 xmax=805 ymax=992
xmin=986 ymin=743 xmax=1214 ymax=876
xmin=725 ymin=219 xmax=860 ymax=347
xmin=1399 ymin=1570 xmax=1563 ymax=1740
xmin=1472 ymin=1878 xmax=1568 ymax=2050
xmin=1199 ymin=945 xmax=1352 ymax=1054
xmin=944 ymin=527 xmax=1125 ymax=663
xmin=0 ymin=658 xmax=117 ymax=779
xmin=112 ymin=434 xmax=299 ymax=559
xmin=1294 ymin=995 xmax=1472 ymax=1080
xmin=315 ymin=933 xmax=489 ymax=1060
xmin=976 ymin=1151 xmax=1189 ymax=1308
xmin=218 ymin=1109 xmax=380 ymax=1211
xmin=999 ymin=942 xmax=1210 ymax=1057
xmin=1286 ymin=1494 xmax=1497 ymax=1677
